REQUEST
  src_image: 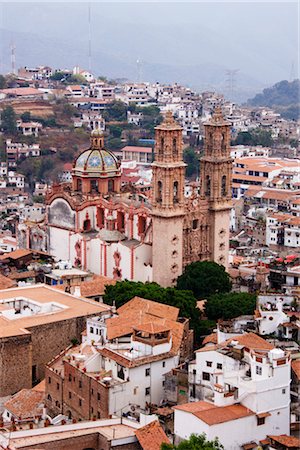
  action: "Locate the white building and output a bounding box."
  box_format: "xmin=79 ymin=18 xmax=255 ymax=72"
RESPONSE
xmin=181 ymin=333 xmax=291 ymax=449
xmin=17 ymin=121 xmax=42 ymax=137
xmin=7 ymin=171 xmax=25 ymax=189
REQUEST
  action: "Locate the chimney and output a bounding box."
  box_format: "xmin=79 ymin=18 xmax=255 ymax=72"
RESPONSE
xmin=74 ymin=286 xmax=81 ymax=297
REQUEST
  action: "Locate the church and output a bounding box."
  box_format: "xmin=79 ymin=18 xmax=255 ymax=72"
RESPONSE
xmin=18 ymin=108 xmax=232 ymax=287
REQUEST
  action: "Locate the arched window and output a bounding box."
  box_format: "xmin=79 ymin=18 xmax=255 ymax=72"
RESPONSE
xmin=117 ymin=211 xmax=125 ymax=232
xmin=97 ymin=207 xmax=105 ymax=228
xmin=221 ymin=133 xmax=226 ymax=153
xmin=90 ymin=179 xmax=99 ymax=193
xmin=83 ymin=218 xmax=91 ymax=232
xmin=77 ymin=179 xmax=82 ymax=192
xmin=221 ymin=175 xmax=227 ymax=196
xmin=173 ymin=138 xmax=177 ymax=157
xmin=159 ymin=137 xmax=164 ymax=155
xmin=157 ymin=181 xmax=163 ymax=203
xmin=108 ymin=179 xmax=114 ymax=193
xmin=173 ymin=181 xmax=179 ymax=204
xmin=205 ymin=175 xmax=211 ymax=197
xmin=47 ymin=394 xmax=52 ymax=402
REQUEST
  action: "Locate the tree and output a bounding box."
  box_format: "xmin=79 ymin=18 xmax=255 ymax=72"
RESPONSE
xmin=162 ymin=433 xmax=224 ymax=450
xmin=184 ymin=147 xmax=200 ymax=178
xmin=176 ymin=261 xmax=232 ymax=299
xmin=50 ymin=71 xmax=66 ymax=81
xmin=21 ymin=111 xmax=31 ymax=122
xmin=205 ymin=292 xmax=257 ymax=321
xmin=0 ymin=75 xmax=6 ymax=89
xmin=108 ymin=124 xmax=123 ymax=138
xmin=105 ymin=100 xmax=127 ymax=121
xmin=1 ymin=106 xmax=17 ymax=135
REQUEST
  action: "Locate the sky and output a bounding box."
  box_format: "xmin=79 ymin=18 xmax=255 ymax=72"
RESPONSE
xmin=0 ymin=1 xmax=299 ymax=100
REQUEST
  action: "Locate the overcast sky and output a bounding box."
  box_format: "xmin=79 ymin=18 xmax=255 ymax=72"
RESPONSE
xmin=0 ymin=1 xmax=299 ymax=96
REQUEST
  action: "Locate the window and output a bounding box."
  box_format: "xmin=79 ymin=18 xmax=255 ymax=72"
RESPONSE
xmin=97 ymin=207 xmax=105 ymax=228
xmin=91 ymin=388 xmax=94 ymax=395
xmin=205 ymin=175 xmax=211 ymax=197
xmin=257 ymin=417 xmax=265 ymax=426
xmin=133 ymin=387 xmax=137 ymax=395
xmin=221 ymin=175 xmax=227 ymax=196
xmin=202 ymin=372 xmax=210 ymax=381
xmin=97 ymin=411 xmax=101 ymax=419
xmin=173 ymin=181 xmax=179 ymax=204
xmin=76 ymin=178 xmax=82 ymax=191
xmin=173 ymin=138 xmax=177 ymax=157
xmin=108 ymin=179 xmax=114 ymax=192
xmin=145 ymin=368 xmax=150 ymax=377
xmin=47 ymin=394 xmax=52 ymax=402
xmin=160 ymin=137 xmax=164 ymax=155
xmin=90 ymin=327 xmax=94 ymax=333
xmin=97 ymin=393 xmax=100 ymax=401
xmin=90 ymin=179 xmax=99 ymax=193
xmin=162 ymin=362 xmax=166 ymax=368
xmin=256 ymin=366 xmax=262 ymax=375
xmin=206 ymin=361 xmax=212 ymax=367
xmin=79 ymin=399 xmax=82 ymax=407
xmin=68 ymin=392 xmax=72 ymax=399
xmin=57 ymin=383 xmax=60 ymax=390
xmin=138 ymin=215 xmax=146 ymax=235
xmin=145 ymin=387 xmax=150 ymax=396
xmin=117 ymin=211 xmax=125 ymax=232
xmin=48 ymin=377 xmax=51 ymax=384
xmin=162 ymin=380 xmax=165 ymax=387
xmin=282 ymin=389 xmax=286 ymax=394
xmin=68 ymin=374 xmax=72 ymax=382
xmin=79 ymin=380 xmax=82 ymax=388
xmin=157 ymin=181 xmax=163 ymax=203
xmin=192 ymin=219 xmax=198 ymax=230
xmin=217 ymin=363 xmax=222 ymax=370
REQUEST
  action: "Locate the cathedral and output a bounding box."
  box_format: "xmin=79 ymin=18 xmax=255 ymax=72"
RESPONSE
xmin=18 ymin=108 xmax=232 ymax=287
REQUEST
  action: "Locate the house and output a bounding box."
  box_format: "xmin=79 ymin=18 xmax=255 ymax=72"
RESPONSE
xmin=182 ymin=333 xmax=291 ymax=449
xmin=45 ymin=297 xmax=193 ymax=421
xmin=2 ymin=387 xmax=45 ymax=424
xmin=121 ymin=146 xmax=153 ymax=165
xmin=17 ymin=120 xmax=42 ymax=137
xmin=267 ymin=435 xmax=300 ymax=450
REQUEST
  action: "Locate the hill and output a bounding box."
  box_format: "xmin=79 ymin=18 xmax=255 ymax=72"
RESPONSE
xmin=247 ymin=79 xmax=300 ymax=120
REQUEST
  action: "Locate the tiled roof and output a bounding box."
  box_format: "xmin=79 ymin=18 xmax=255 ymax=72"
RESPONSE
xmin=135 ymin=420 xmax=169 ymax=450
xmin=174 ymin=401 xmax=255 ymax=425
xmin=79 ymin=275 xmax=116 ymax=297
xmin=117 ymin=297 xmax=179 ymax=321
xmin=4 ymin=388 xmax=44 ymax=419
xmin=134 ymin=322 xmax=171 ymax=334
xmin=291 ymin=359 xmax=300 ymax=381
xmin=202 ymin=333 xmax=217 ymax=345
xmin=226 ymin=332 xmax=274 ymax=351
xmin=0 ymin=273 xmax=17 ymax=289
xmin=268 ymin=434 xmax=300 ymax=448
xmin=0 ymin=248 xmax=32 ymax=260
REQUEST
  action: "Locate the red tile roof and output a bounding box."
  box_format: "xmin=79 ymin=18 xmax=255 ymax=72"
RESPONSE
xmin=174 ymin=401 xmax=255 ymax=425
xmin=268 ymin=435 xmax=300 ymax=448
xmin=117 ymin=297 xmax=179 ymax=321
xmin=291 ymin=359 xmax=300 ymax=381
xmin=135 ymin=421 xmax=170 ymax=450
xmin=4 ymin=389 xmax=44 ymax=420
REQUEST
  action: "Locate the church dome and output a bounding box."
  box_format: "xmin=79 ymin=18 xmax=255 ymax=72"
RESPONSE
xmin=73 ymin=130 xmax=120 ymax=177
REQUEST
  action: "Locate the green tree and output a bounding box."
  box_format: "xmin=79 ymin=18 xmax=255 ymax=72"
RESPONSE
xmin=162 ymin=433 xmax=223 ymax=450
xmin=176 ymin=261 xmax=232 ymax=299
xmin=109 ymin=124 xmax=123 ymax=138
xmin=105 ymin=101 xmax=127 ymax=121
xmin=50 ymin=71 xmax=66 ymax=81
xmin=1 ymin=106 xmax=17 ymax=134
xmin=205 ymin=292 xmax=257 ymax=321
xmin=21 ymin=111 xmax=31 ymax=122
xmin=0 ymin=75 xmax=6 ymax=89
xmin=184 ymin=147 xmax=200 ymax=177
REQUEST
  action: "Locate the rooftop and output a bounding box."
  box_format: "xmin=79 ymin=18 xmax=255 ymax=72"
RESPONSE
xmin=4 ymin=388 xmax=44 ymax=420
xmin=0 ymin=285 xmax=110 ymax=338
xmin=135 ymin=421 xmax=169 ymax=450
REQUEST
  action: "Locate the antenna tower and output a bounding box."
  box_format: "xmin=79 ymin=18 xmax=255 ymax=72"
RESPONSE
xmin=88 ymin=3 xmax=92 ymax=72
xmin=225 ymin=69 xmax=239 ymax=100
xmin=10 ymin=42 xmax=16 ymax=75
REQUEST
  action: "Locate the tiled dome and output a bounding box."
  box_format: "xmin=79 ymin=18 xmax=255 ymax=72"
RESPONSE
xmin=74 ymin=132 xmax=120 ymax=177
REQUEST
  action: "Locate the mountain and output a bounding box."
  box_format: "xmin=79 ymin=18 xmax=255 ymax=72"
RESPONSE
xmin=247 ymin=79 xmax=300 ymax=119
xmin=0 ymin=27 xmax=264 ymax=103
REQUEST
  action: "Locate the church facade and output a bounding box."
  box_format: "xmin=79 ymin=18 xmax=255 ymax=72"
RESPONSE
xmin=18 ymin=108 xmax=232 ymax=287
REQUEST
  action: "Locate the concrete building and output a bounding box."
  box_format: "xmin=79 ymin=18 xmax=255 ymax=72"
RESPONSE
xmin=0 ymin=284 xmax=109 ymax=396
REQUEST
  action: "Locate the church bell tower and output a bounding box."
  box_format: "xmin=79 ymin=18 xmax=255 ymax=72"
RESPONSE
xmin=200 ymin=106 xmax=232 ymax=269
xmin=151 ymin=111 xmax=186 ymax=287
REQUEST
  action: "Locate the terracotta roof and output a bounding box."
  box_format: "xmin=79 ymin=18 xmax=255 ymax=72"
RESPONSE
xmin=0 ymin=248 xmax=32 ymax=260
xmin=174 ymin=401 xmax=255 ymax=425
xmin=268 ymin=435 xmax=300 ymax=448
xmin=0 ymin=273 xmax=17 ymax=289
xmin=4 ymin=388 xmax=44 ymax=419
xmin=135 ymin=421 xmax=170 ymax=450
xmin=202 ymin=333 xmax=217 ymax=345
xmin=117 ymin=297 xmax=179 ymax=321
xmin=291 ymin=359 xmax=300 ymax=381
xmin=32 ymin=380 xmax=45 ymax=392
xmin=8 ymin=270 xmax=36 ymax=280
xmin=242 ymin=443 xmax=257 ymax=450
xmin=134 ymin=322 xmax=171 ymax=334
xmin=122 ymin=146 xmax=153 ymax=154
xmin=79 ymin=275 xmax=116 ymax=297
xmin=226 ymin=332 xmax=274 ymax=351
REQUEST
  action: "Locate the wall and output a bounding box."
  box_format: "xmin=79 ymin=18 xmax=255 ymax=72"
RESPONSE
xmin=0 ymin=334 xmax=32 ymax=396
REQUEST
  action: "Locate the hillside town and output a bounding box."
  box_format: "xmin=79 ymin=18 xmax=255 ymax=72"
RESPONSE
xmin=0 ymin=58 xmax=299 ymax=450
